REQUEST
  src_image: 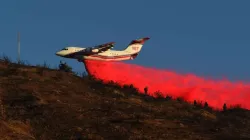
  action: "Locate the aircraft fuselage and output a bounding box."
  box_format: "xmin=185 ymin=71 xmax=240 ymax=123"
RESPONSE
xmin=55 ymin=37 xmax=149 ymax=62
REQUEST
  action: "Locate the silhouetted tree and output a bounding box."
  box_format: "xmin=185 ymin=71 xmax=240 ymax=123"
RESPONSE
xmin=165 ymin=95 xmax=172 ymax=100
xmin=154 ymin=91 xmax=163 ymax=99
xmin=194 ymin=100 xmax=197 ymax=106
xmin=204 ymin=102 xmax=208 ymax=108
xmin=129 ymin=84 xmax=134 ymax=89
xmin=144 ymin=86 xmax=148 ymax=94
xmin=223 ymin=103 xmax=227 ymax=111
xmin=177 ymin=97 xmax=184 ymax=102
xmin=59 ymin=61 xmax=72 ymax=72
xmin=81 ymin=72 xmax=87 ymax=78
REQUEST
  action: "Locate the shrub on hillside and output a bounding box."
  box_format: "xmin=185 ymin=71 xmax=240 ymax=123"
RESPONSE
xmin=58 ymin=61 xmax=72 ymax=72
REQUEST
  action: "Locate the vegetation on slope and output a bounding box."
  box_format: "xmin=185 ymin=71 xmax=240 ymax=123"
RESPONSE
xmin=0 ymin=55 xmax=250 ymax=140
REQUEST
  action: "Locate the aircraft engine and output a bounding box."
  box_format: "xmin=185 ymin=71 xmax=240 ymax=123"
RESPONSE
xmin=92 ymin=49 xmax=99 ymax=53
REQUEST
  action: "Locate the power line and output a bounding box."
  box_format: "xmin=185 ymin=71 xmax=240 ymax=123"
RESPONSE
xmin=17 ymin=32 xmax=20 ymax=63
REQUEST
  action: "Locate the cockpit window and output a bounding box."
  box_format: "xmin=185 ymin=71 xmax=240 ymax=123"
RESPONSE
xmin=62 ymin=48 xmax=68 ymax=50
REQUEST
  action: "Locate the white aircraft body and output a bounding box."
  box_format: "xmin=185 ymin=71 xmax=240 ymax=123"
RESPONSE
xmin=55 ymin=37 xmax=150 ymax=62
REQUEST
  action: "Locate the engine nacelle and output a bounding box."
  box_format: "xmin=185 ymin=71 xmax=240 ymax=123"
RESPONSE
xmin=92 ymin=49 xmax=99 ymax=53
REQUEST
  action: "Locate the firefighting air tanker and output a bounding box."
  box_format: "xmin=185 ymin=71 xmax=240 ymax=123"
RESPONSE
xmin=55 ymin=37 xmax=150 ymax=61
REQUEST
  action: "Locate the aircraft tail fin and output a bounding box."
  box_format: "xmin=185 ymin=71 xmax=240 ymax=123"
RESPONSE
xmin=124 ymin=37 xmax=150 ymax=53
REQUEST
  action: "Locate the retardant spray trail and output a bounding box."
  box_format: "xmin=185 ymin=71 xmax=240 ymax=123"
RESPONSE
xmin=84 ymin=60 xmax=250 ymax=110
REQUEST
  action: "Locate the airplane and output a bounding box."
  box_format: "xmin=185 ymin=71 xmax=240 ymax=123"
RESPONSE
xmin=55 ymin=37 xmax=150 ymax=62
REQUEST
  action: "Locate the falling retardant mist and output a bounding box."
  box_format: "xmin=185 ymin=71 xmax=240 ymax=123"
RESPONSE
xmin=83 ymin=60 xmax=250 ymax=110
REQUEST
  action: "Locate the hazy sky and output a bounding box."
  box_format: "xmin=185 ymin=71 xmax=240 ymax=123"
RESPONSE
xmin=1 ymin=0 xmax=250 ymax=81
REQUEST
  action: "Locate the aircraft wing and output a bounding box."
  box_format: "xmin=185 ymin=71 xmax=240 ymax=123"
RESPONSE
xmin=92 ymin=42 xmax=115 ymax=52
xmin=74 ymin=42 xmax=115 ymax=56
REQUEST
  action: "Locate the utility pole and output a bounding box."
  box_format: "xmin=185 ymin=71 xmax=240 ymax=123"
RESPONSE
xmin=17 ymin=32 xmax=20 ymax=63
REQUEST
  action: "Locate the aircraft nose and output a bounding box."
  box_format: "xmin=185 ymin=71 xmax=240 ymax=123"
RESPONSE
xmin=55 ymin=51 xmax=61 ymax=56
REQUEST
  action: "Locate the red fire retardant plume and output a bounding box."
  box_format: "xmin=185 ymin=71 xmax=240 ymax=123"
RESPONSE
xmin=83 ymin=60 xmax=250 ymax=110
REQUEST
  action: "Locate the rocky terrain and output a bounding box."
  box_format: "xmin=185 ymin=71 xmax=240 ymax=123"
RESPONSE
xmin=0 ymin=57 xmax=250 ymax=140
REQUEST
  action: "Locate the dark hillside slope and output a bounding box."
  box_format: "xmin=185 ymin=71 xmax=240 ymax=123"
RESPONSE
xmin=0 ymin=58 xmax=250 ymax=140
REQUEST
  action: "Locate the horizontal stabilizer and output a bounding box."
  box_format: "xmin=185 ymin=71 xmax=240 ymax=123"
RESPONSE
xmin=129 ymin=37 xmax=150 ymax=45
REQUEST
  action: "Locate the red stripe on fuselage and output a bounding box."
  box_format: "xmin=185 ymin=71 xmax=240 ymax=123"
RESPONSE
xmin=65 ymin=51 xmax=138 ymax=60
xmin=89 ymin=53 xmax=137 ymax=59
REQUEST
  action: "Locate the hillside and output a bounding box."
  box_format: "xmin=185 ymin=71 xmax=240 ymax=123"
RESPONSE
xmin=0 ymin=57 xmax=250 ymax=140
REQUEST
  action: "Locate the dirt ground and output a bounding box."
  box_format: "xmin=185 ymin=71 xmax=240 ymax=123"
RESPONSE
xmin=0 ymin=60 xmax=250 ymax=140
